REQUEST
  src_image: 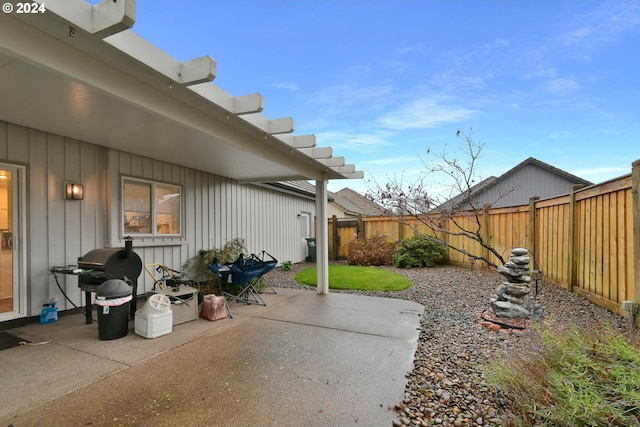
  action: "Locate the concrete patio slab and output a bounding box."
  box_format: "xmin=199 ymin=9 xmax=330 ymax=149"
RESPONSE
xmin=1 ymin=288 xmax=423 ymax=426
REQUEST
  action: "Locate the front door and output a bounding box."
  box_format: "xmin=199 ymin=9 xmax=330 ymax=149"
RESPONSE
xmin=0 ymin=164 xmax=25 ymax=321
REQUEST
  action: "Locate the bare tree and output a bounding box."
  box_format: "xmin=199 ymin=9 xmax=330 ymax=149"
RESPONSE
xmin=367 ymin=129 xmax=515 ymax=268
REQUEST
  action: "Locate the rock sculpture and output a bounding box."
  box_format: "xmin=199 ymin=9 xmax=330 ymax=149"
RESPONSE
xmin=491 ymin=248 xmax=532 ymax=319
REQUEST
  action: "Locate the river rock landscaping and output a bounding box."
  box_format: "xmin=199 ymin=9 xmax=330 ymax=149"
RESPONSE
xmin=267 ymin=262 xmax=640 ymax=427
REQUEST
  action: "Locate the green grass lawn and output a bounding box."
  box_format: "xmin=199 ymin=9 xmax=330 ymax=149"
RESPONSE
xmin=294 ymin=265 xmax=412 ymax=292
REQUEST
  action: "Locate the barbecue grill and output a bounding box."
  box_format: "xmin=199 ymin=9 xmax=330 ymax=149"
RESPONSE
xmin=76 ymin=239 xmax=142 ymax=323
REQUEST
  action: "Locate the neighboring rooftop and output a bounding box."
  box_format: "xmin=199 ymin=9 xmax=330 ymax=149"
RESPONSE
xmin=330 ymin=187 xmax=386 ymax=217
xmin=432 ymin=157 xmax=593 ymax=212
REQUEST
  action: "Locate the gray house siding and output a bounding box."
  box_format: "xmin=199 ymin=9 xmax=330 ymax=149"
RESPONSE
xmin=1 ymin=120 xmax=314 ymax=318
xmin=468 ymin=162 xmax=590 ymax=209
xmin=0 ymin=122 xmax=109 ymax=317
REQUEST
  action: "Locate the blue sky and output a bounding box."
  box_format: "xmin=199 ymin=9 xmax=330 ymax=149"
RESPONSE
xmin=127 ymin=1 xmax=639 ymax=194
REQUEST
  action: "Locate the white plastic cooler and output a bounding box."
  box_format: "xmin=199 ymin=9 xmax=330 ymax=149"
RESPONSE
xmin=134 ymin=293 xmax=173 ymax=339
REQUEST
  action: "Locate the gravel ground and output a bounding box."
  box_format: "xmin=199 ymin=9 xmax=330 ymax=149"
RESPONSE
xmin=266 ymin=262 xmax=640 ymax=427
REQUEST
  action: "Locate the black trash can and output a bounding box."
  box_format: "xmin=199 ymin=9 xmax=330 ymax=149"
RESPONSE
xmin=95 ymin=279 xmax=133 ymax=340
xmin=305 ymin=237 xmax=316 ymax=262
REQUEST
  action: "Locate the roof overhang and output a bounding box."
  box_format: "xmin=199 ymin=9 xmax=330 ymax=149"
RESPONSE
xmin=0 ymin=0 xmax=363 ymax=183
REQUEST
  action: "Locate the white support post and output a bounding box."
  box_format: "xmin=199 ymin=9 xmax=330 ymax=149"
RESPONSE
xmin=315 ymin=176 xmax=330 ymax=295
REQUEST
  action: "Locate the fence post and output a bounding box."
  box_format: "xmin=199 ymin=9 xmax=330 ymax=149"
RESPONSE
xmin=482 ymin=205 xmax=490 ymax=267
xmin=528 ymin=196 xmax=539 ymax=267
xmin=567 ymin=185 xmax=584 ymax=292
xmin=357 ymin=214 xmax=364 ymax=239
xmin=331 ymin=215 xmax=339 ymax=260
xmin=632 ymin=160 xmax=640 ymax=327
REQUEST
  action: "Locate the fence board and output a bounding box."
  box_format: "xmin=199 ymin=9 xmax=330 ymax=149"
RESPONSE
xmin=618 ymin=193 xmax=627 ymax=302
xmin=596 ymin=195 xmax=604 ymax=297
xmin=602 ymin=193 xmax=610 ymax=300
xmin=578 ymin=200 xmax=587 ymax=290
xmin=626 ymin=187 xmax=634 ymax=301
xmin=609 ymin=192 xmax=618 ymax=303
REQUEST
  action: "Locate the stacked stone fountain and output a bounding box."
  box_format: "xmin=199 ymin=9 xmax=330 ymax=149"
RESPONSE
xmin=491 ymin=248 xmax=533 ymax=319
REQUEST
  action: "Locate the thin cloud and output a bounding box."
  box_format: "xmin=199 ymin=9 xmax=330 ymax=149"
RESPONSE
xmin=563 ymin=27 xmax=592 ymax=45
xmin=307 ymin=81 xmax=395 ymax=114
xmin=379 ymin=96 xmax=476 ymax=130
xmin=363 ymin=155 xmax=419 ymax=166
xmin=428 ymin=73 xmax=487 ymax=91
xmin=540 ymin=77 xmax=581 ymax=94
xmin=396 ymin=43 xmax=424 ymax=56
xmin=560 ymin=2 xmax=640 ymax=54
xmin=317 ymin=130 xmax=393 ymax=152
xmin=549 ymin=130 xmax=575 ymax=140
xmin=273 ymin=82 xmax=299 ymax=91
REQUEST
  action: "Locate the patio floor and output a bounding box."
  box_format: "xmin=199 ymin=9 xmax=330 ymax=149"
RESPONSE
xmin=0 ymin=288 xmax=423 ymax=426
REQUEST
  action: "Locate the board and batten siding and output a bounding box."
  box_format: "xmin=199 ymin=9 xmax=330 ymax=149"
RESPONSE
xmin=109 ymin=149 xmax=315 ymax=292
xmin=473 ymin=164 xmax=583 ymax=209
xmin=1 ymin=120 xmax=315 ymax=317
xmin=0 ymin=121 xmax=109 ymax=316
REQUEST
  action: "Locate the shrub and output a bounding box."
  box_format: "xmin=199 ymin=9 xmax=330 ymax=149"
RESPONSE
xmin=181 ymin=238 xmax=247 ymax=282
xmin=393 ymin=235 xmax=447 ymax=268
xmin=484 ymin=325 xmax=640 ymax=426
xmin=347 ymin=233 xmax=396 ymax=266
xmin=281 ymin=260 xmax=293 ymax=271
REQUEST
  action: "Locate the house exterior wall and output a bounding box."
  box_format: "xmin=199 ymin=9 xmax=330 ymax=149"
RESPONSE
xmin=0 ymin=120 xmax=314 ymax=318
xmin=328 ymin=202 xmax=352 ymax=218
xmin=470 ymin=164 xmax=584 ymax=209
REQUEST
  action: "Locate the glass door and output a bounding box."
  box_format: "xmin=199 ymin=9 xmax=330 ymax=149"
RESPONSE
xmin=0 ymin=165 xmax=24 ymax=320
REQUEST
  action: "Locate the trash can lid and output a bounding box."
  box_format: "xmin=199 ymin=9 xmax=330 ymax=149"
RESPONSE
xmin=97 ymin=279 xmax=133 ymax=298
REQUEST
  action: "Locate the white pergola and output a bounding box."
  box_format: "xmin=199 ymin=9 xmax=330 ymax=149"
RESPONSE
xmin=0 ymin=0 xmax=363 ymax=293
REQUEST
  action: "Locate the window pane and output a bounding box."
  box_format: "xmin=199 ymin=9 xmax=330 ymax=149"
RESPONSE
xmin=155 ymin=184 xmax=181 ymax=235
xmin=123 ymin=180 xmax=151 ymax=234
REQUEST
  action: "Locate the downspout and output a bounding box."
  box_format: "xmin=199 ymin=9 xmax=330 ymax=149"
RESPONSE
xmin=315 ymin=176 xmax=330 ymax=294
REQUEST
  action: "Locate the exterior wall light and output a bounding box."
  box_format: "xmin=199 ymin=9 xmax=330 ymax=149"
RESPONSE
xmin=65 ymin=182 xmax=84 ymax=200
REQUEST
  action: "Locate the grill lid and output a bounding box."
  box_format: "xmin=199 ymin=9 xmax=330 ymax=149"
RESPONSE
xmin=78 ymin=247 xmax=142 ymax=280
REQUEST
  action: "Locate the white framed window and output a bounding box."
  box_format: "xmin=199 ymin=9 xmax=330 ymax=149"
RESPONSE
xmin=122 ymin=177 xmax=182 ymax=236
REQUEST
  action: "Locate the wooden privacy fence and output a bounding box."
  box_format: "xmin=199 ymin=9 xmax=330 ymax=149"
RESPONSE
xmin=328 ymin=160 xmax=640 ymax=321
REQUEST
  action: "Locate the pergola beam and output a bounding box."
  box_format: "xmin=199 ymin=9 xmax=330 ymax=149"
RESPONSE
xmin=316 ymin=156 xmax=345 ymax=167
xmin=276 ymin=134 xmax=316 ymax=148
xmin=241 ymin=113 xmax=294 ymax=135
xmin=179 ymin=56 xmax=216 ymax=85
xmin=189 ymin=84 xmax=264 ymax=115
xmin=330 ymin=164 xmax=355 ymax=174
xmin=43 ymin=0 xmax=136 ymax=38
xmin=105 ymin=30 xmax=216 ymax=85
xmin=298 ymin=147 xmax=332 ymax=159
xmin=233 ymin=94 xmax=264 ymax=115
xmin=338 ymin=171 xmax=365 ymax=179
xmin=92 ymin=0 xmax=136 ymax=37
